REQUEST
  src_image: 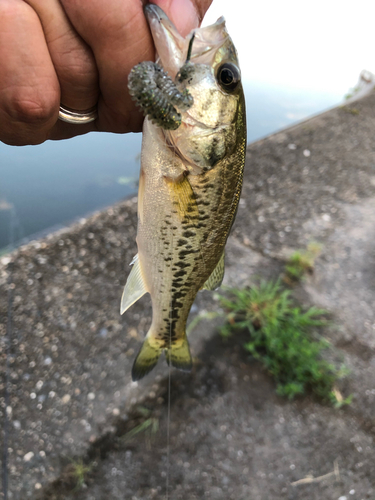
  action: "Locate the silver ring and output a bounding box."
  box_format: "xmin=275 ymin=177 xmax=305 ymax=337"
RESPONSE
xmin=58 ymin=104 xmax=98 ymax=124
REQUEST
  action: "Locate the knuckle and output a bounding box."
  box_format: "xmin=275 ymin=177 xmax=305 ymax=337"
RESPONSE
xmin=9 ymin=89 xmax=59 ymax=125
xmin=0 ymin=89 xmax=59 ymax=145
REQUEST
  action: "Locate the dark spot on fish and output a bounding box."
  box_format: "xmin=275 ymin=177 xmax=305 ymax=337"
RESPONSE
xmin=172 ymin=281 xmax=183 ymax=288
xmin=175 ymin=261 xmax=191 ymax=269
xmin=207 ymin=137 xmax=222 ymax=166
xmin=182 ymin=230 xmax=196 ymax=238
xmin=174 ymin=270 xmax=186 ymax=278
xmin=199 ymin=177 xmax=210 ymax=185
xmin=179 ymin=249 xmax=198 ymax=258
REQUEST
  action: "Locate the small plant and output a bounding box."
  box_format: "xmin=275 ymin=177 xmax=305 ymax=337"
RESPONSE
xmin=186 ymin=310 xmax=223 ymax=336
xmin=284 ymin=242 xmax=322 ymax=282
xmin=219 ymin=280 xmax=349 ymax=403
xmin=63 ymin=458 xmax=93 ymax=491
xmin=341 ymin=106 xmax=360 ymax=115
xmin=330 ymin=387 xmax=353 ymax=409
xmin=121 ymin=406 xmax=159 ymax=449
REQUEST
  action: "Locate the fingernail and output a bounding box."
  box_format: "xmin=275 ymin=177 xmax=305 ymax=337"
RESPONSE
xmin=152 ymin=0 xmax=200 ymax=36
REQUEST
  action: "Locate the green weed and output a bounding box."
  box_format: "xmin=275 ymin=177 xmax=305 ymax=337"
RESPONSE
xmin=120 ymin=406 xmax=159 ymax=449
xmin=186 ymin=310 xmax=223 ymax=336
xmin=341 ymin=106 xmax=360 ymax=115
xmin=63 ymin=458 xmax=93 ymax=491
xmin=121 ymin=417 xmax=159 ymax=441
xmin=218 ymin=279 xmax=349 ymax=403
xmin=284 ymin=242 xmax=322 ymax=282
xmin=344 ymin=85 xmax=360 ymax=100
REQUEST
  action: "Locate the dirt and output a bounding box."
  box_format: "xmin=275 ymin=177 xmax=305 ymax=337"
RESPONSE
xmin=39 ymin=332 xmax=375 ymax=500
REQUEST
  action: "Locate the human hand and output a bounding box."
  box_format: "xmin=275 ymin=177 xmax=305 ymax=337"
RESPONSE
xmin=0 ymin=0 xmax=213 ymax=146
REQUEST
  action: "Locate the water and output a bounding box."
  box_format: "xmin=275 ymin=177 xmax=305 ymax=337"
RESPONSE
xmin=0 ymin=83 xmax=343 ymax=251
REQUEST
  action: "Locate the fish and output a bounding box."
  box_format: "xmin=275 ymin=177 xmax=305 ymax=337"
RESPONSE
xmin=121 ymin=4 xmax=246 ymax=381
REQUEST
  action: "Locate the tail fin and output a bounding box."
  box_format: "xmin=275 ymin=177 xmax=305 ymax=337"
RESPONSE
xmin=131 ymin=335 xmax=192 ymax=381
xmin=132 ymin=338 xmax=162 ymax=381
xmin=166 ymin=336 xmax=193 ymax=372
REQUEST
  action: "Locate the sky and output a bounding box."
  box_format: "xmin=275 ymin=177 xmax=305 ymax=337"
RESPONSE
xmin=203 ymin=0 xmax=374 ymax=96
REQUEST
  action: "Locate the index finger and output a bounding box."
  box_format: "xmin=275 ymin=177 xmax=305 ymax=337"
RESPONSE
xmin=60 ymin=0 xmax=154 ymax=133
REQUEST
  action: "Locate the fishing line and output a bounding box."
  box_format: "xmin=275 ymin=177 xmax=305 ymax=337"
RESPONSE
xmin=165 ymin=339 xmax=172 ymax=500
xmin=185 ymin=33 xmax=195 ymax=63
xmin=164 ymin=35 xmax=198 ymax=494
xmin=165 ymin=225 xmax=174 ymax=500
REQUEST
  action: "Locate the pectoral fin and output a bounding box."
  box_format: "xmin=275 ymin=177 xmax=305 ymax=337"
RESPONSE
xmin=166 ymin=174 xmax=199 ymax=220
xmin=201 ymin=251 xmax=225 ymax=291
xmin=120 ymin=254 xmax=147 ymax=314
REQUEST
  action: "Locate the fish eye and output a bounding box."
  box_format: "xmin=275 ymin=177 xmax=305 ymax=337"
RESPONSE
xmin=217 ymin=63 xmax=241 ymax=92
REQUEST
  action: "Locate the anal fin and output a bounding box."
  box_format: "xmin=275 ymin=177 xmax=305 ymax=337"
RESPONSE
xmin=201 ymin=251 xmax=225 ymax=291
xmin=120 ymin=254 xmax=147 ymax=314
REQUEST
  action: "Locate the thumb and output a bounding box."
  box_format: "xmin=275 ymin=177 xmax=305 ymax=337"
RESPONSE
xmin=150 ymin=0 xmax=213 ymax=36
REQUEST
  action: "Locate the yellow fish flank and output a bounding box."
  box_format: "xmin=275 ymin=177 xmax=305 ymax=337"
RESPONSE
xmin=121 ymin=5 xmax=247 ymax=380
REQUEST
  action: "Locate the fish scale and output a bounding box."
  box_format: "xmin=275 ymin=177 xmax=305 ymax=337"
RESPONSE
xmin=121 ymin=5 xmax=246 ymax=380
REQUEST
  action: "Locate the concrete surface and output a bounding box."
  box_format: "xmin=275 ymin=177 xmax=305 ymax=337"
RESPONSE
xmin=1 ymin=91 xmax=375 ymax=499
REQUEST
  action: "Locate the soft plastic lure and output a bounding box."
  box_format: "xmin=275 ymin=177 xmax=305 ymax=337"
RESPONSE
xmin=128 ymin=34 xmax=196 ymax=130
xmin=128 ymin=61 xmax=194 ymax=130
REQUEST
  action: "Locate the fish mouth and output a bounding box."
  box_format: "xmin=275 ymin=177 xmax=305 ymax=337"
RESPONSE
xmin=144 ymin=4 xmax=186 ymax=77
xmin=144 ymin=3 xmax=228 ymax=79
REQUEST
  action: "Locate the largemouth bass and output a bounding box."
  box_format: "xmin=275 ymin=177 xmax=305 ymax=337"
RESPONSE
xmin=121 ymin=4 xmax=246 ymax=380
